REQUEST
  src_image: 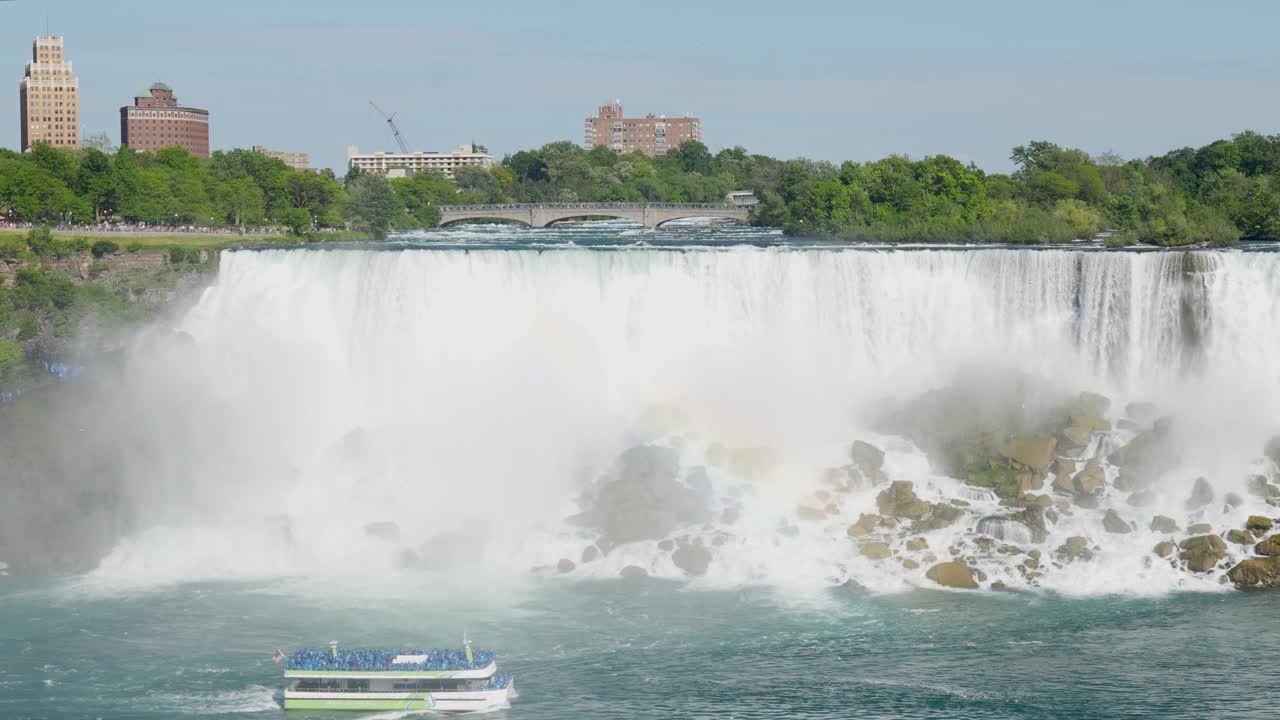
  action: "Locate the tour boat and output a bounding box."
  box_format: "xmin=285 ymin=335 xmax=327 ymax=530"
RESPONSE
xmin=280 ymin=643 xmax=516 ymax=712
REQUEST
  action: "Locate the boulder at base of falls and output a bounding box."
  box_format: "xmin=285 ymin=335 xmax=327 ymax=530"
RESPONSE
xmin=925 ymin=560 xmax=979 ymax=590
xmin=905 ymin=537 xmax=929 ymax=552
xmin=578 ymin=445 xmax=713 ymax=546
xmin=860 ymin=541 xmax=892 ymax=560
xmin=1003 ymin=435 xmax=1058 ymax=475
xmin=913 ymin=502 xmax=965 ymax=532
xmin=1226 ymin=529 xmax=1253 ymax=545
xmin=1153 ymin=541 xmax=1176 ymax=558
xmin=1055 ymin=536 xmax=1093 ymax=562
xmin=1187 ymin=522 xmax=1213 ymax=535
xmin=796 ymin=505 xmax=826 ymax=522
xmin=1185 ymin=477 xmax=1214 ymax=510
xmin=1227 ymin=556 xmax=1280 ymax=589
xmin=671 ymin=541 xmax=712 ymax=576
xmin=1247 ymin=515 xmax=1274 ymax=533
xmin=1071 ymin=391 xmax=1112 ymax=419
xmin=1179 ymin=534 xmax=1227 ymax=572
xmin=1126 ymin=490 xmax=1155 ymax=508
xmin=1246 ymin=475 xmax=1280 ymax=500
xmin=1265 ymin=435 xmax=1280 ymax=467
xmin=557 ymin=558 xmax=576 ymax=574
xmin=1255 ymin=535 xmax=1280 ymax=556
xmin=363 ymin=521 xmax=401 ymax=542
xmin=619 ymin=565 xmax=648 ymax=578
xmin=847 ymin=514 xmax=879 ymax=538
xmin=1102 ymin=509 xmax=1132 ymax=534
xmin=1150 ymin=515 xmax=1179 ymax=533
xmin=850 ymin=440 xmax=886 ymax=477
xmin=581 ymin=546 xmax=600 ymax=563
xmin=877 ymin=481 xmax=931 ymax=519
xmin=1108 ymin=430 xmax=1175 ymax=490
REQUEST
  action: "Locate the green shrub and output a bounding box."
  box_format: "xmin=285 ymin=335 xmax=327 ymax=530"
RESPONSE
xmin=91 ymin=240 xmax=120 ymax=258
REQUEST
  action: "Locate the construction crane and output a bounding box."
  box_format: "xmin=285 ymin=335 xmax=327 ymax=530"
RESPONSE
xmin=369 ymin=100 xmax=410 ymax=154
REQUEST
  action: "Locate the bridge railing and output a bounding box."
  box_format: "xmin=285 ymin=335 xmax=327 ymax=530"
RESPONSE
xmin=438 ymin=202 xmax=745 ymax=212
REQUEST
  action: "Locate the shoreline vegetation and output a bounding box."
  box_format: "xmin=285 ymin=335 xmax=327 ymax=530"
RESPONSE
xmin=2 ymin=131 xmax=1279 ymax=247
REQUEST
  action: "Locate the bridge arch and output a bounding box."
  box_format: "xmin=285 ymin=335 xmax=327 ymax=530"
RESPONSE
xmin=652 ymin=214 xmax=749 ymax=228
xmin=438 ymin=215 xmax=532 ymax=228
xmin=436 ymin=203 xmax=751 ymax=229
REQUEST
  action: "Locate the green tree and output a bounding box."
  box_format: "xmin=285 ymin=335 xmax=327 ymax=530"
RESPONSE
xmin=344 ymin=174 xmax=402 ymax=235
xmin=280 ymin=207 xmax=312 ymax=237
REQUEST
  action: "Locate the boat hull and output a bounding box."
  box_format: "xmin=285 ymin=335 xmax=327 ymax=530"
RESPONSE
xmin=283 ymin=686 xmax=513 ymax=712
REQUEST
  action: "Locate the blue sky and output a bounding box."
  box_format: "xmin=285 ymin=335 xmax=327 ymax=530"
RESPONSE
xmin=2 ymin=0 xmax=1278 ymax=172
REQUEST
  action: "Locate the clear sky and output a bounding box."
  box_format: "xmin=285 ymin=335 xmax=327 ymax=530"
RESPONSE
xmin=2 ymin=0 xmax=1279 ymax=172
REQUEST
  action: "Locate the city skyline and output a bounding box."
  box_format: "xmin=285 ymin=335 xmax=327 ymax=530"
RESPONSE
xmin=3 ymin=1 xmax=1280 ymax=172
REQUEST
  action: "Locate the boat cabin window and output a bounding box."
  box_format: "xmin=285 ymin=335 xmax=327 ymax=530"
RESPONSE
xmin=346 ymin=679 xmax=370 ymax=691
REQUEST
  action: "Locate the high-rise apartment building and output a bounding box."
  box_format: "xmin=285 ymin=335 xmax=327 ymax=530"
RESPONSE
xmin=582 ymin=102 xmax=700 ymax=157
xmin=19 ymin=35 xmax=80 ymax=151
xmin=120 ymin=83 xmax=210 ymax=158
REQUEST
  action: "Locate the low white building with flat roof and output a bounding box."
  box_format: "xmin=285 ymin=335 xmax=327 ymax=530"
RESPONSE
xmin=347 ymin=144 xmax=493 ymax=179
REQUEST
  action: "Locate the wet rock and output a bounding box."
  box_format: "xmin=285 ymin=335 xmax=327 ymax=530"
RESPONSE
xmin=1185 ymin=477 xmax=1214 ymax=510
xmin=1126 ymin=490 xmax=1155 ymax=508
xmin=1125 ymin=402 xmax=1157 ymax=424
xmin=1055 ymin=536 xmax=1093 ymax=562
xmin=859 ymin=541 xmax=892 ymax=560
xmin=1054 ymin=457 xmax=1077 ymax=480
xmin=1074 ymin=461 xmax=1106 ymax=495
xmin=1255 ymin=535 xmax=1280 ymax=557
xmin=363 ymin=521 xmax=401 ymax=542
xmin=796 ymin=505 xmax=826 ymax=522
xmin=914 ymin=503 xmax=964 ymax=532
xmin=1004 ymin=435 xmax=1058 ymax=475
xmin=1072 ymin=391 xmax=1112 ymax=418
xmin=901 ymin=558 xmax=920 ymax=570
xmin=1150 ymin=515 xmax=1179 ymax=533
xmin=1266 ymin=436 xmax=1280 ymax=468
xmin=1187 ymin=523 xmax=1213 ymax=535
xmin=1153 ymin=541 xmax=1176 ymax=558
xmin=581 ymin=545 xmax=600 ymax=564
xmin=658 ymin=539 xmax=675 ymax=552
xmin=1224 ymin=492 xmax=1244 ymax=510
xmin=846 ymin=514 xmax=878 ymax=538
xmin=672 ymin=541 xmax=712 ymax=576
xmin=1246 ymin=475 xmax=1280 ymax=499
xmin=925 ymin=560 xmax=978 ymax=590
xmin=721 ymin=506 xmax=741 ymax=525
xmin=905 ymin=537 xmax=929 ymax=552
xmin=1102 ymin=509 xmax=1132 ymax=534
xmin=1225 ymin=529 xmax=1253 ymax=545
xmin=974 ymin=537 xmax=994 ymax=551
xmin=850 ymin=440 xmax=886 ymax=475
xmin=1108 ymin=430 xmax=1175 ymax=489
xmin=580 ymin=445 xmax=713 ymax=545
xmin=876 ymin=481 xmax=931 ymax=519
xmin=1179 ymin=534 xmax=1227 ymax=572
xmin=840 ymin=578 xmax=866 ymax=591
xmin=557 ymin=558 xmax=576 ymax=574
xmin=1246 ymin=515 xmax=1273 ymax=533
xmin=1227 ymin=556 xmax=1280 ymax=589
xmin=619 ymin=565 xmax=648 ymax=578
xmin=1075 ymin=494 xmax=1099 ymax=510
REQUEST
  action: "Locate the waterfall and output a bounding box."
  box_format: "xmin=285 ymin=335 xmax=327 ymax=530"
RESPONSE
xmin=81 ymin=245 xmax=1280 ymax=592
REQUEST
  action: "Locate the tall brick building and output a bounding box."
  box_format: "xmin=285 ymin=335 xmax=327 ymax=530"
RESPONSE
xmin=19 ymin=35 xmax=80 ymax=151
xmin=582 ymin=102 xmax=700 ymax=157
xmin=120 ymin=83 xmax=210 ymax=158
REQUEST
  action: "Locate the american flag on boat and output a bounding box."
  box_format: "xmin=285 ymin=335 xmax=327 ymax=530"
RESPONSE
xmin=272 ymin=649 xmax=285 ymax=664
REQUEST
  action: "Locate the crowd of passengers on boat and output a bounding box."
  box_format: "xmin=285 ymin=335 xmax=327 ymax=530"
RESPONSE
xmin=285 ymin=648 xmax=495 ymax=672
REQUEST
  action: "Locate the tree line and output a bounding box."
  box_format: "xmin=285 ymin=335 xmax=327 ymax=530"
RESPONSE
xmin=4 ymin=132 xmax=1280 ymax=245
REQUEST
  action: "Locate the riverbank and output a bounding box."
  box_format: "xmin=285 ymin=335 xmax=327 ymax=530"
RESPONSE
xmin=0 ymin=228 xmax=374 ymax=250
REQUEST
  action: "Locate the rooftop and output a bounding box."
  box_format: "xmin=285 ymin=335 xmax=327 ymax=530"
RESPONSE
xmin=285 ymin=647 xmax=495 ymax=673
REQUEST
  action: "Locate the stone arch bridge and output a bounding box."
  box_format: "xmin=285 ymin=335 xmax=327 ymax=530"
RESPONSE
xmin=437 ymin=202 xmax=750 ymax=228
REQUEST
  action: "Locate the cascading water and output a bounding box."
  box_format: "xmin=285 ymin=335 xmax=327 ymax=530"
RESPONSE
xmin=81 ymin=236 xmax=1280 ymax=595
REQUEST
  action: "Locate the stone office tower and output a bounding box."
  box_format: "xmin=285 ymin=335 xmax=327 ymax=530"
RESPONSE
xmin=19 ymin=35 xmax=80 ymax=151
